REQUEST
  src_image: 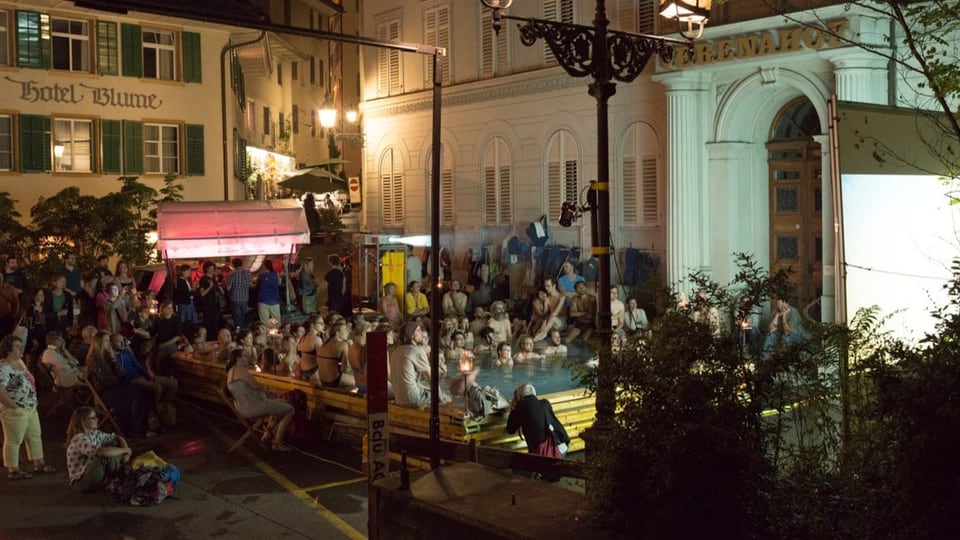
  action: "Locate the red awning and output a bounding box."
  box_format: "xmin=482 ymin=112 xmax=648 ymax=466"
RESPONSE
xmin=157 ymin=200 xmax=309 ymax=259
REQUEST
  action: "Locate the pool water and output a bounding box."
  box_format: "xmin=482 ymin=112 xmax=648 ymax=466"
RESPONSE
xmin=439 ymin=342 xmax=595 ymax=405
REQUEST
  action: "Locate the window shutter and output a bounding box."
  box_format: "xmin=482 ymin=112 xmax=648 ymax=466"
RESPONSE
xmin=182 ymin=31 xmax=201 ymax=83
xmin=391 ymin=173 xmax=404 ymax=223
xmin=18 ymin=114 xmax=51 ymax=172
xmin=185 ymin=124 xmax=204 ymax=175
xmin=441 ymin=168 xmax=454 ymax=226
xmin=15 ymin=11 xmax=50 ymax=69
xmin=547 ymin=161 xmax=562 ymax=215
xmin=122 ymin=119 xmax=143 ymax=174
xmin=480 ymin=9 xmax=494 ymax=77
xmin=617 ymin=0 xmax=637 ymax=32
xmin=101 ymin=119 xmax=122 ymax=173
xmin=499 ymin=166 xmax=512 ymax=223
xmin=424 ymin=7 xmax=449 ymax=85
xmin=121 ymin=23 xmax=142 ymax=77
xmin=542 ymin=1 xmax=558 ymax=64
xmin=622 ymin=157 xmax=638 ymax=225
xmin=381 ymin=171 xmax=394 ymax=224
xmin=97 ymin=21 xmax=118 ymax=75
xmin=564 ymin=160 xmax=579 ymax=204
xmin=641 ymin=156 xmax=659 ymax=225
xmin=637 ymin=0 xmax=656 ymax=34
xmin=377 ymin=20 xmax=401 ymax=97
xmin=483 ymin=166 xmax=497 ymax=224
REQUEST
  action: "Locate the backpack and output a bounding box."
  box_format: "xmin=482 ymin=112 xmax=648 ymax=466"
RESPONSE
xmin=526 ymin=215 xmax=549 ymax=247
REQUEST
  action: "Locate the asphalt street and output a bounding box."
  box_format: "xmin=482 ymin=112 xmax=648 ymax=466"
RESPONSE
xmin=0 ymin=396 xmax=371 ymax=540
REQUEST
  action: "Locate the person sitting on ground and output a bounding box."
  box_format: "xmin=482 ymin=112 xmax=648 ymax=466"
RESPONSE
xmin=762 ymin=296 xmax=808 ymax=358
xmin=526 ymin=288 xmax=551 ymax=338
xmin=111 ymin=333 xmax=178 ymax=411
xmin=403 ymin=280 xmax=431 ymax=323
xmin=564 ymin=281 xmax=597 ymax=343
xmin=378 ymin=282 xmax=403 ymax=329
xmin=531 ymin=279 xmax=567 ymax=342
xmin=225 ymin=349 xmax=294 ymax=452
xmin=541 ymin=328 xmax=568 ymax=357
xmin=278 ymin=335 xmax=299 ymax=376
xmin=493 ymin=341 xmax=513 ymax=368
xmin=513 ymin=335 xmax=542 ymax=363
xmin=66 ymin=406 xmax=131 ymax=493
xmin=485 ymin=301 xmax=513 ymax=346
xmin=389 ymin=322 xmax=449 ymax=408
xmin=0 ymin=335 xmax=56 ymax=480
xmin=441 ymin=279 xmax=469 ymax=319
xmin=557 ymin=262 xmax=585 ymax=305
xmin=313 ymin=321 xmax=356 ymax=389
xmin=41 ymin=330 xmax=86 ymax=389
xmin=691 ymin=290 xmax=721 ymax=338
xmin=297 ymin=315 xmax=324 ymax=381
xmin=84 ymin=330 xmax=153 ymax=437
xmin=610 ymin=286 xmax=626 ymax=334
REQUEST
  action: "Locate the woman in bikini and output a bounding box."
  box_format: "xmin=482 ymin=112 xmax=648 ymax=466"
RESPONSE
xmin=314 ymin=321 xmax=355 ymax=389
xmin=297 ymin=315 xmax=324 ymax=381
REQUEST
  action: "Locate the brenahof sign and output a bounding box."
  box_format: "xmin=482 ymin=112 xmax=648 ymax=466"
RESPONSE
xmin=662 ymin=19 xmax=850 ymax=69
xmin=4 ymin=76 xmax=164 ymax=110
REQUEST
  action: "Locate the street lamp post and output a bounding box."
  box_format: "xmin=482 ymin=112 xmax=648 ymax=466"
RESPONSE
xmin=480 ymin=0 xmax=705 ymax=445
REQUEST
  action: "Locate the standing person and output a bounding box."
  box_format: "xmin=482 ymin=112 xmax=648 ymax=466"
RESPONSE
xmin=21 ymin=288 xmax=47 ymax=361
xmin=0 ymin=280 xmax=21 ymax=340
xmin=441 ymin=279 xmax=468 ymax=319
xmin=2 ymin=256 xmax=28 ymax=298
xmin=198 ymin=261 xmax=224 ymax=336
xmin=299 ymin=257 xmax=317 ymax=315
xmin=97 ymin=282 xmax=128 ymax=335
xmin=323 ymin=254 xmax=349 ymax=318
xmin=225 ymin=258 xmax=252 ymax=330
xmin=173 ymin=264 xmax=199 ymax=335
xmin=66 ymin=406 xmax=131 ymax=493
xmin=256 ymin=259 xmax=281 ymax=326
xmin=44 ymin=275 xmax=74 ymax=337
xmin=59 ymin=252 xmax=82 ymax=297
xmin=75 ymin=274 xmax=99 ymax=331
xmin=113 ymin=261 xmax=135 ymax=291
xmin=0 ymin=335 xmax=56 ymax=479
xmin=506 ymin=383 xmax=569 ymax=458
xmin=95 ymin=255 xmax=113 ymax=291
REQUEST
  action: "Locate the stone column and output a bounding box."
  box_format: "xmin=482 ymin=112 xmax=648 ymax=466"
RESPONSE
xmin=706 ymin=141 xmax=763 ymax=285
xmin=660 ymin=72 xmax=710 ymax=290
xmin=813 ymin=134 xmax=835 ymax=323
xmin=822 ymin=49 xmax=889 ymax=105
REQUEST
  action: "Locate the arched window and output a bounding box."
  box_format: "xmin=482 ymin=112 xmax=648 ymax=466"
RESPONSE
xmin=620 ymin=122 xmax=660 ymax=226
xmin=545 ymin=129 xmax=580 ymax=218
xmin=483 ymin=136 xmax=512 ymax=226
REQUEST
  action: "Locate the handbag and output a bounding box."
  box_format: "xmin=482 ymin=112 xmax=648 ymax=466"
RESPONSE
xmin=534 ymin=406 xmax=563 ymax=458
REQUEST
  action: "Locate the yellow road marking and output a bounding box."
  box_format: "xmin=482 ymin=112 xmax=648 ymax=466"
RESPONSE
xmin=295 ymin=476 xmax=367 ymax=494
xmin=206 ymin=423 xmax=366 ymax=540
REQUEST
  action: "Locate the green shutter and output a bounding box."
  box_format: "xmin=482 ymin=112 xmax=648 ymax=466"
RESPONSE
xmin=97 ymin=21 xmax=119 ymax=76
xmin=101 ymin=119 xmax=122 ymax=174
xmin=15 ymin=11 xmax=50 ymax=69
xmin=185 ymin=124 xmax=204 ymax=175
xmin=122 ymin=120 xmax=143 ymax=174
xmin=182 ymin=31 xmax=202 ymax=83
xmin=121 ymin=23 xmax=142 ymax=78
xmin=18 ymin=114 xmax=51 ymax=172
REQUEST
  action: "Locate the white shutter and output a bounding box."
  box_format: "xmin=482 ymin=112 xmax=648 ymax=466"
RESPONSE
xmin=388 ymin=21 xmax=401 ymax=94
xmin=637 ymin=0 xmax=655 ymax=34
xmin=391 ymin=172 xmax=404 ymax=223
xmin=425 ymin=6 xmax=450 ymax=86
xmin=622 ymin=157 xmax=638 ymax=225
xmin=547 ymin=162 xmax=562 ymax=214
xmin=564 ymin=160 xmax=579 ymax=204
xmin=381 ymin=148 xmax=405 ymax=227
xmin=543 ymin=0 xmax=558 ymax=64
xmin=617 ymin=0 xmax=637 ymax=33
xmin=481 ymin=9 xmax=494 ymax=76
xmin=484 ymin=166 xmax=498 ymax=224
xmin=378 ymin=20 xmax=401 ymax=96
xmin=641 ymin=156 xmax=659 ymax=225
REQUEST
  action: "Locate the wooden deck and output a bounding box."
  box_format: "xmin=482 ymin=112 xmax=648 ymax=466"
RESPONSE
xmin=172 ymin=355 xmax=596 ymax=453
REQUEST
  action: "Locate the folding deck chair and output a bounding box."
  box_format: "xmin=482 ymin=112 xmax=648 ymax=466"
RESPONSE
xmin=84 ymin=379 xmax=126 ymax=438
xmin=41 ymin=365 xmax=91 ymax=419
xmin=218 ymin=386 xmax=273 ymax=453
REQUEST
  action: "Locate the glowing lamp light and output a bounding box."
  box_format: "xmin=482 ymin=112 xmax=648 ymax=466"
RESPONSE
xmin=459 ymin=350 xmax=475 ymax=375
xmin=345 ymin=110 xmax=358 ymax=123
xmin=53 ymin=144 xmax=65 ymax=158
xmin=480 ymin=0 xmax=513 ymax=8
xmin=660 ymin=0 xmax=711 ymax=40
xmin=319 ymin=107 xmax=337 ymax=129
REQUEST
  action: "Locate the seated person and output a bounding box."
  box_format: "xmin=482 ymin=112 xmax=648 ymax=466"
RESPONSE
xmin=297 ymin=315 xmax=324 ymax=381
xmin=215 ymin=328 xmax=236 ymax=363
xmin=493 ymin=341 xmax=513 ymax=368
xmin=84 ymin=331 xmax=153 ymax=437
xmin=189 ymin=326 xmax=219 ymax=361
xmin=111 ymin=333 xmax=178 ymax=410
xmin=378 ymin=282 xmax=403 ymax=328
xmin=531 ymin=279 xmax=567 ymax=342
xmin=763 ymin=297 xmax=808 ymax=358
xmin=624 ymin=297 xmax=649 ymax=335
xmin=66 ymin=406 xmax=132 ymax=493
xmin=278 ymin=335 xmax=299 ymax=375
xmin=225 ymin=349 xmax=294 ymax=452
xmin=444 ymin=331 xmax=468 ymax=362
xmin=441 ymin=279 xmax=468 ymax=319
xmin=438 ymin=317 xmax=457 ymax=350
xmin=403 ymin=280 xmax=431 ymax=323
xmin=474 ymin=326 xmax=497 ymax=354
xmin=313 ymin=321 xmax=356 ymax=389
xmin=40 ymin=330 xmax=86 ymax=388
xmin=541 ymin=328 xmax=568 ymax=356
xmin=258 ymin=348 xmax=280 ymax=373
xmin=564 ymin=281 xmax=596 ymax=343
xmin=457 ymin=317 xmax=475 ymax=350
xmin=467 ymin=306 xmax=490 ymax=338
xmin=513 ymin=335 xmax=542 ymax=363
xmin=76 ymin=325 xmax=99 ymax=366
xmin=485 ymin=301 xmax=513 ymax=345
xmin=235 ymin=329 xmax=258 ymax=367
xmin=389 ymin=322 xmax=449 ymax=408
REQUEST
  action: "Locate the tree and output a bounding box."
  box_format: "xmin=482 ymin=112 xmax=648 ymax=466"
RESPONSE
xmin=0 ymin=192 xmax=30 ymax=259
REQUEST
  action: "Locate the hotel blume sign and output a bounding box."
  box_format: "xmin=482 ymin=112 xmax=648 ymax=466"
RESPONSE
xmin=662 ymin=20 xmax=850 ymax=69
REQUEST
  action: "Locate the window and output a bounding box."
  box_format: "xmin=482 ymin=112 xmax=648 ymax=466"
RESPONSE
xmin=292 ymin=61 xmax=299 ymax=82
xmin=380 ymin=147 xmax=404 ymax=227
xmin=620 ymin=123 xmax=661 ymax=226
xmin=292 ymin=105 xmax=299 ymax=134
xmin=142 ymin=28 xmax=175 ymax=80
xmin=96 ymin=21 xmax=118 ymax=75
xmin=0 ymin=12 xmax=10 ymax=67
xmin=277 ymin=63 xmax=283 ymax=86
xmin=426 ymin=145 xmax=455 ymax=227
xmin=16 ymin=11 xmax=49 ymax=69
xmin=51 ymin=17 xmax=90 ymax=72
xmin=309 ymin=55 xmax=316 ymax=84
xmin=546 ymin=130 xmax=580 ymax=219
xmin=144 ymin=123 xmax=179 ymax=174
xmin=480 ymin=7 xmax=508 ymax=77
xmin=542 ymin=0 xmax=574 ymax=65
xmin=0 ymin=115 xmax=12 ymax=170
xmin=483 ymin=137 xmax=513 ymax=226
xmin=263 ymin=106 xmax=271 ymax=136
xmin=19 ymin=114 xmax=51 ymax=172
xmin=423 ymin=5 xmax=450 ymax=86
xmin=246 ymin=100 xmax=255 ymax=132
xmin=377 ymin=18 xmax=401 ymax=96
xmin=613 ymin=0 xmax=655 ymax=33
xmin=101 ymin=119 xmax=121 ymax=174
xmin=53 ymin=118 xmax=93 ymax=172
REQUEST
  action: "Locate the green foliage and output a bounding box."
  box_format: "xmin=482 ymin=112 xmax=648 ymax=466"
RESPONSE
xmin=0 ymin=192 xmax=30 ymax=259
